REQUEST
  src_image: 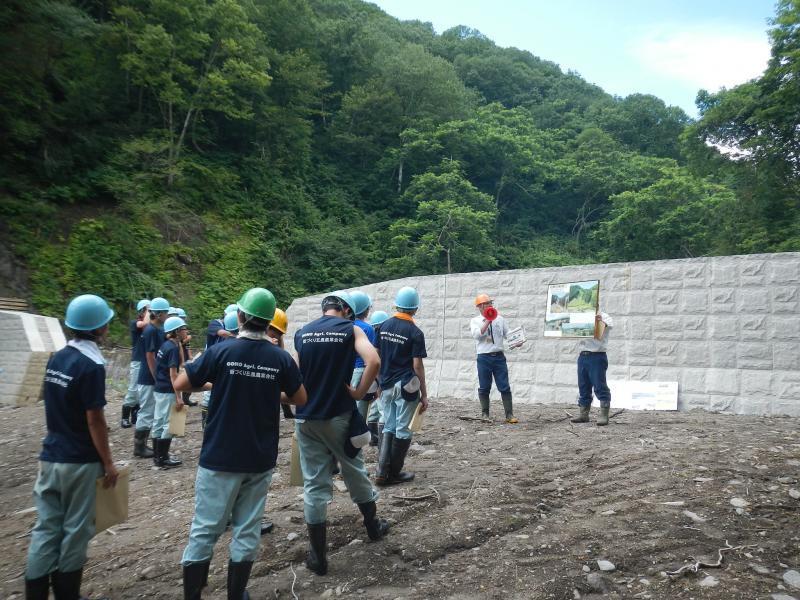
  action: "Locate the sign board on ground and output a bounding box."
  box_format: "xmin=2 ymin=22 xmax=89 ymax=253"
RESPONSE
xmin=606 ymin=380 xmax=678 ymax=411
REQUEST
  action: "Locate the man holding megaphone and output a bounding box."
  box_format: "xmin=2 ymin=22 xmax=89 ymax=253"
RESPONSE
xmin=469 ymin=294 xmax=518 ymax=423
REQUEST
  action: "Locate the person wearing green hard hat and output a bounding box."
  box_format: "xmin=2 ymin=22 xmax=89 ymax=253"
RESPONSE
xmin=121 ymin=298 xmax=150 ymax=429
xmin=151 ymin=316 xmax=190 ymax=468
xmin=134 ymin=296 xmax=171 ymax=459
xmin=294 ymin=291 xmax=389 ymax=577
xmin=25 ymin=294 xmax=118 ymax=600
xmin=374 ymin=286 xmax=429 ymax=486
xmin=174 ymin=287 xmax=307 ymax=600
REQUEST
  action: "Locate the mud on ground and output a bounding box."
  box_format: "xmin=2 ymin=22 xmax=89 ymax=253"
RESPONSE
xmin=1 ymin=393 xmax=798 ymax=599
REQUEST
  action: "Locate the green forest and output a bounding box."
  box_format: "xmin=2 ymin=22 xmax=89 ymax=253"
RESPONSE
xmin=2 ymin=0 xmax=798 ymax=340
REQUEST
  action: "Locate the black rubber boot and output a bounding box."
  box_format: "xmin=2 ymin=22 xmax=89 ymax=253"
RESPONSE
xmin=25 ymin=574 xmax=50 ymax=600
xmin=389 ymin=437 xmax=415 ymax=484
xmin=131 ymin=404 xmax=140 ymax=425
xmin=121 ymin=405 xmax=133 ymax=429
xmin=597 ymin=405 xmax=610 ymax=426
xmin=331 ymin=456 xmax=340 ymax=476
xmin=478 ymin=393 xmax=490 ymax=418
xmin=51 ymin=568 xmax=83 ymax=600
xmin=357 ymin=501 xmax=389 ymax=541
xmin=152 ymin=438 xmax=163 ymax=467
xmin=134 ymin=428 xmax=154 ymax=458
xmin=160 ymin=438 xmax=182 ymax=468
xmin=367 ymin=422 xmax=379 ymax=447
xmin=183 ymin=561 xmax=210 ymax=600
xmin=375 ymin=431 xmax=394 ymax=486
xmin=183 ymin=392 xmax=198 ymax=407
xmin=260 ymin=519 xmax=274 ymax=536
xmin=305 ymin=523 xmax=328 ymax=575
xmin=501 ymin=392 xmax=518 ymax=423
xmin=226 ymin=560 xmax=253 ymax=600
xmin=571 ymin=405 xmax=590 ymax=423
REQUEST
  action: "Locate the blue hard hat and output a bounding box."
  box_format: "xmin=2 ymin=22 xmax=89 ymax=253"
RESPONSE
xmin=136 ymin=299 xmax=151 ymax=312
xmin=369 ymin=310 xmax=390 ymax=326
xmin=164 ymin=316 xmax=186 ymax=333
xmin=176 ymin=308 xmax=187 ymax=318
xmin=323 ymin=291 xmax=357 ymax=315
xmin=150 ymin=297 xmax=170 ymax=312
xmin=223 ymin=311 xmax=239 ymax=332
xmin=65 ymin=294 xmax=115 ymax=331
xmin=394 ymin=286 xmax=420 ymax=310
xmin=224 ymin=303 xmax=238 ymax=315
xmin=168 ymin=306 xmax=180 ymax=316
xmin=349 ymin=290 xmax=372 ymax=316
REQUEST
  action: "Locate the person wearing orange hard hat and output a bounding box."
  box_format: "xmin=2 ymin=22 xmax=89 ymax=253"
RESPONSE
xmin=469 ymin=293 xmax=518 ymax=423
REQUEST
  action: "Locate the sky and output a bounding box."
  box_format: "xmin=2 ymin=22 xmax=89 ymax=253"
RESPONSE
xmin=369 ymin=0 xmax=776 ymax=117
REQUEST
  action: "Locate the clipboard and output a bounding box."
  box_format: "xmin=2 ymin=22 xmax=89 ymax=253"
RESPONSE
xmin=289 ymin=434 xmax=303 ymax=487
xmin=409 ymin=402 xmax=425 ymax=433
xmin=95 ymin=466 xmax=129 ymax=534
xmin=168 ymin=403 xmax=187 ymax=437
xmin=506 ymin=326 xmax=526 ymax=349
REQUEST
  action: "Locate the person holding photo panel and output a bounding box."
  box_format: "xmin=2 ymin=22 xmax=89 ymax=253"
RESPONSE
xmin=470 ymin=293 xmax=518 ymax=424
xmin=571 ymin=311 xmax=614 ymax=426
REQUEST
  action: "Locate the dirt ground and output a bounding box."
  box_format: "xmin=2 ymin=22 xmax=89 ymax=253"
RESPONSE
xmin=1 ymin=390 xmax=799 ymax=600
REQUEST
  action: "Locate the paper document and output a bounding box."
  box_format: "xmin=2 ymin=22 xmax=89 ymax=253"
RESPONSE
xmin=168 ymin=404 xmax=187 ymax=437
xmin=95 ymin=466 xmax=129 ymax=534
xmin=507 ymin=326 xmax=526 ymax=348
xmin=409 ymin=402 xmax=425 ymax=433
xmin=289 ymin=434 xmax=303 ymax=487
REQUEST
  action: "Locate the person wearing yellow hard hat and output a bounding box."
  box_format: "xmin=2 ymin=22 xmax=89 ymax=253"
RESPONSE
xmin=267 ymin=308 xmax=287 ymax=348
xmin=470 ymin=293 xmax=518 ymax=423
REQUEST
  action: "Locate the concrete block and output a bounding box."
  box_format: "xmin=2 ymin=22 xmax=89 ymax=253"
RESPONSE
xmin=736 ymin=288 xmax=770 ymax=313
xmin=652 ymin=316 xmax=683 ymax=341
xmin=740 ymin=315 xmax=767 ymax=341
xmin=769 ymin=317 xmax=800 ymax=340
xmin=655 ymin=290 xmax=679 ymax=314
xmin=629 ymin=366 xmax=653 ymax=380
xmin=682 ymin=317 xmax=707 ymax=341
xmin=708 ymin=316 xmax=738 ymax=341
xmin=655 ymin=341 xmax=680 ymax=366
xmin=681 ymin=368 xmax=707 ymax=394
xmin=740 ymin=370 xmax=773 ymax=396
xmin=679 ymin=342 xmax=710 ymax=368
xmin=740 ymin=259 xmax=768 ymax=287
xmin=652 ymin=265 xmax=683 ymax=289
xmin=769 ymin=259 xmax=800 ymax=284
xmin=680 ymin=290 xmax=708 ymax=314
xmin=710 ymin=257 xmax=739 ymax=287
xmin=736 ymin=396 xmax=772 ymax=416
xmin=602 ymin=292 xmax=627 ymax=315
xmin=629 ymin=265 xmax=652 ymax=290
xmin=737 ymin=342 xmax=773 ymax=370
xmin=708 ymin=395 xmax=737 ymax=413
xmin=706 ymin=369 xmax=739 ymax=395
xmin=710 ymin=287 xmax=736 ymax=313
xmin=770 ymin=398 xmax=800 ymax=417
xmin=773 ymin=371 xmax=800 ymax=401
xmin=679 ymin=393 xmax=709 ymax=411
xmin=709 ymin=342 xmax=737 ymax=368
xmin=627 ymin=316 xmax=652 ymax=339
xmin=773 ymin=343 xmax=800 ymax=371
xmin=682 ymin=263 xmax=708 ymax=288
xmin=628 ymin=341 xmax=655 ymax=366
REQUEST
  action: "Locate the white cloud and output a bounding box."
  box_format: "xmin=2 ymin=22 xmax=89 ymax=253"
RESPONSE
xmin=632 ymin=26 xmax=771 ymax=92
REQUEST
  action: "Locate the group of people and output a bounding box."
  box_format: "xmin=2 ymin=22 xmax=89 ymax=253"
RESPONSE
xmin=24 ymin=283 xmax=441 ymax=600
xmin=24 ymin=284 xmax=613 ymax=599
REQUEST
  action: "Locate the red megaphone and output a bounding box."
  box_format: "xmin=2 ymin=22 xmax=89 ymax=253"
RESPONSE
xmin=483 ymin=306 xmax=498 ymax=321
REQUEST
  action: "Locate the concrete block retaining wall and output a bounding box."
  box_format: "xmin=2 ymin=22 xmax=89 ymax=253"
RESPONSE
xmin=286 ymin=252 xmax=800 ymax=417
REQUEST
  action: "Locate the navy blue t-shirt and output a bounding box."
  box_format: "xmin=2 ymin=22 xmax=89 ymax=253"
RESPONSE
xmin=353 ymin=320 xmax=376 ymax=369
xmin=40 ymin=346 xmax=106 ymax=463
xmin=376 ymin=315 xmax=427 ymax=388
xmin=130 ymin=319 xmax=145 ymax=361
xmin=295 ymin=315 xmax=356 ymax=420
xmin=137 ymin=323 xmax=165 ymax=385
xmin=205 ymin=318 xmax=225 ymax=349
xmin=154 ymin=339 xmax=181 ymax=393
xmin=185 ymin=337 xmax=302 ymax=473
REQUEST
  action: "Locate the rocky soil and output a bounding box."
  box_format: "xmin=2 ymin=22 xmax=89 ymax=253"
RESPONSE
xmin=1 ymin=391 xmax=799 ymax=599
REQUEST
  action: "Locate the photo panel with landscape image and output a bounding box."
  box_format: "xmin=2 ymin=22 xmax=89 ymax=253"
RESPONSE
xmin=544 ymin=280 xmax=600 ymax=337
